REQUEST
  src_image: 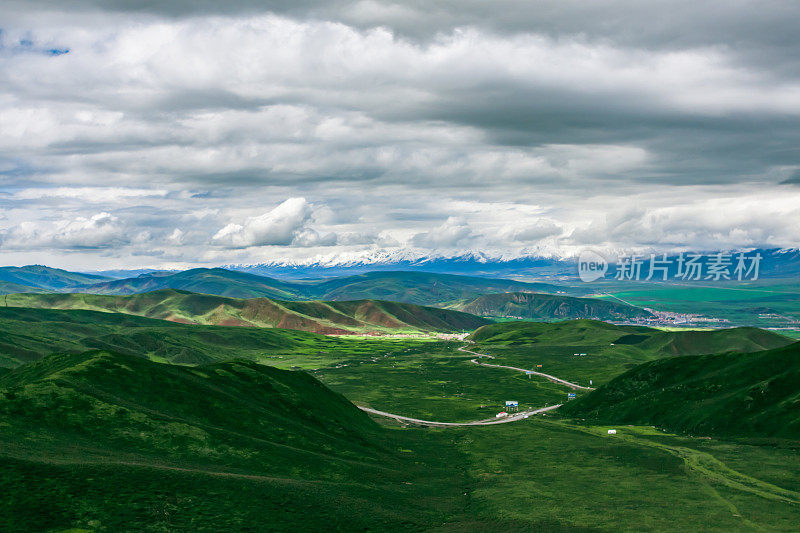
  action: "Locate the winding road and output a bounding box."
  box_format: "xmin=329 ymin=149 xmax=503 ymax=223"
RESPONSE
xmin=458 ymin=345 xmax=594 ymax=391
xmin=358 ymin=343 xmax=593 ymax=427
xmin=358 ymin=404 xmax=562 ymax=427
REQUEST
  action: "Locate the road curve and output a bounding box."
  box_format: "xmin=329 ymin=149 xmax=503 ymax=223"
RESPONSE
xmin=359 ymin=404 xmax=562 ymax=427
xmin=458 ymin=345 xmax=594 ymax=391
xmin=356 ymin=343 xmax=591 ymax=427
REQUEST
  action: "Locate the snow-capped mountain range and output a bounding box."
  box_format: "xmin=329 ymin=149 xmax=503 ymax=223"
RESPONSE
xmin=224 ymin=248 xmax=800 ymax=280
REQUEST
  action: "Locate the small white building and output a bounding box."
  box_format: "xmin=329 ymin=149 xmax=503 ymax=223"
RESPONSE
xmin=496 ymin=411 xmax=508 ymax=418
xmin=607 ymin=429 xmax=617 ymax=435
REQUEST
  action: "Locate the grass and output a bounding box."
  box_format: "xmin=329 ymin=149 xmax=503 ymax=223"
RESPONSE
xmin=468 ymin=319 xmax=792 ymax=387
xmin=452 ymin=291 xmax=652 ymax=321
xmin=0 ymin=350 xmax=471 ymax=532
xmin=1 ymin=307 xmax=799 ymax=530
xmin=0 ymin=306 xmax=448 ymax=368
xmin=591 ymin=278 xmax=800 ymax=333
xmin=3 ymin=290 xmax=490 ymax=335
xmin=560 ymin=341 xmax=800 ymax=439
xmin=313 ymin=341 xmax=570 ymax=422
xmin=455 ymin=419 xmax=800 ymax=531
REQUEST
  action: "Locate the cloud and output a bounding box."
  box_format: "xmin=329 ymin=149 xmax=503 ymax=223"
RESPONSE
xmin=501 ymin=219 xmax=563 ymax=243
xmin=213 ymin=197 xmax=315 ymax=248
xmin=412 ymin=217 xmax=474 ymax=248
xmin=566 ymin=193 xmax=800 ymax=251
xmin=0 ymin=4 xmax=799 ymax=268
xmin=1 ymin=212 xmax=126 ymax=249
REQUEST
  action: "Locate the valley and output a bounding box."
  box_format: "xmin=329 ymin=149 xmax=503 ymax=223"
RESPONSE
xmin=0 ymin=266 xmax=798 ymax=531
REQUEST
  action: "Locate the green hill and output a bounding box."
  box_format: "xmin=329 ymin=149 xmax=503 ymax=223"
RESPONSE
xmin=4 ymin=290 xmax=489 ymax=335
xmin=633 ymin=327 xmax=792 ymax=356
xmin=469 ymin=319 xmax=656 ymax=345
xmin=561 ymin=342 xmax=800 ymax=439
xmin=308 ymin=271 xmax=586 ymax=305
xmin=0 ymin=265 xmax=111 ymax=293
xmin=81 ymin=267 xmax=300 ymax=299
xmin=0 ymin=306 xmax=341 ymax=367
xmin=0 ymin=350 xmax=463 ymax=531
xmin=0 ymin=265 xmax=588 ymax=306
xmin=469 ymin=319 xmax=791 ymax=355
xmin=455 ymin=292 xmax=652 ymax=321
xmin=466 ymin=320 xmax=794 ymax=387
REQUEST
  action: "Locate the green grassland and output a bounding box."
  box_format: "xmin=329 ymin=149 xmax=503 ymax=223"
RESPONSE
xmin=0 ymin=306 xmax=439 ymax=369
xmin=4 ymin=290 xmax=489 ymax=335
xmin=313 ymin=341 xmax=569 ymax=422
xmin=456 ymin=420 xmax=800 ymax=532
xmin=3 ymin=347 xmax=798 ymax=532
xmin=0 ymin=351 xmax=473 ymax=532
xmin=591 ymin=278 xmax=800 ymax=332
xmin=2 ymin=304 xmax=800 ymax=531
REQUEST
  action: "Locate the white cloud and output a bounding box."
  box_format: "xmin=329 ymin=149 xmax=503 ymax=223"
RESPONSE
xmin=1 ymin=212 xmax=126 ymax=249
xmin=0 ymin=7 xmax=798 ymax=268
xmin=412 ymin=217 xmax=474 ymax=248
xmin=501 ymin=219 xmax=563 ymax=242
xmin=213 ymin=197 xmax=315 ymax=248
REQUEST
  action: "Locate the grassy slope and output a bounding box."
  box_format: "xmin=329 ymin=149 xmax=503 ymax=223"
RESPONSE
xmin=0 ymin=351 xmax=469 ymax=532
xmin=4 ymin=290 xmax=490 ymax=334
xmin=457 ymin=420 xmax=800 ymax=532
xmin=455 ymin=292 xmax=653 ymax=321
xmin=0 ymin=306 xmax=361 ymax=368
xmin=0 ymin=316 xmax=798 ymax=530
xmin=560 ymin=342 xmax=800 ymax=439
xmin=469 ymin=319 xmax=657 ymax=345
xmin=466 ymin=320 xmax=794 ymax=388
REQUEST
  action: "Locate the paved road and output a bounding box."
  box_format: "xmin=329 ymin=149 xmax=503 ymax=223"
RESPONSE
xmin=358 ymin=343 xmax=594 ymax=427
xmin=458 ymin=345 xmax=594 ymax=391
xmin=358 ymin=404 xmax=562 ymax=427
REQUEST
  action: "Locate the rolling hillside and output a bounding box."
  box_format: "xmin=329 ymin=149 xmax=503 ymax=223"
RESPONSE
xmin=560 ymin=342 xmax=800 ymax=439
xmin=469 ymin=319 xmax=792 ymax=355
xmin=80 ymin=267 xmax=300 ymax=299
xmin=4 ymin=290 xmax=490 ymax=335
xmin=0 ymin=306 xmax=341 ymax=367
xmin=1 ymin=265 xmax=585 ymax=305
xmin=307 ymin=271 xmax=587 ymax=305
xmin=469 ymin=319 xmax=656 ymax=345
xmin=0 ymin=350 xmax=462 ymax=531
xmin=455 ymin=292 xmax=652 ymax=321
xmin=0 ymin=265 xmax=111 ymax=293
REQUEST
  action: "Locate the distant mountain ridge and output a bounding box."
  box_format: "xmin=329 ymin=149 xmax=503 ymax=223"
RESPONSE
xmin=0 ymin=266 xmax=585 ymax=305
xmin=0 ymin=265 xmax=112 ymax=292
xmin=4 ymin=290 xmax=490 ymax=335
xmin=454 ymin=292 xmax=652 ymax=321
xmin=226 ymin=247 xmax=800 ymax=279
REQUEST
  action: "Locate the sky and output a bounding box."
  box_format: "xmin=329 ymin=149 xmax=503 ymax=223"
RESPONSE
xmin=1 ymin=0 xmax=800 ymax=270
